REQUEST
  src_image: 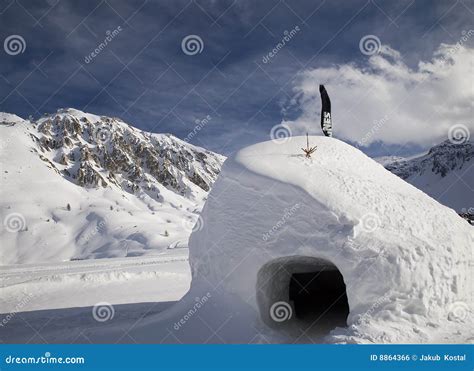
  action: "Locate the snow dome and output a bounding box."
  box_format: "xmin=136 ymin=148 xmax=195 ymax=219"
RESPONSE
xmin=110 ymin=136 xmax=472 ymax=344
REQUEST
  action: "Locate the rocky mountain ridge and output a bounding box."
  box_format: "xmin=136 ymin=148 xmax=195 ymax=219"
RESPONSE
xmin=378 ymin=139 xmax=473 ymax=213
xmin=24 ymin=108 xmax=225 ymax=201
xmin=384 ymin=139 xmax=473 ymax=180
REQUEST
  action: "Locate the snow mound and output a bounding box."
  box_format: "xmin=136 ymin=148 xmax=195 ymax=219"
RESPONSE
xmin=180 ymin=136 xmax=471 ymax=343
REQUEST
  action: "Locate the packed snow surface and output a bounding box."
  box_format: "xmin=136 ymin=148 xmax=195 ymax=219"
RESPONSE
xmin=0 ymin=250 xmax=190 ymax=343
xmin=183 ymin=136 xmax=472 ymax=343
xmin=1 ymin=135 xmax=472 ymax=344
xmin=0 ymin=249 xmax=190 ymax=312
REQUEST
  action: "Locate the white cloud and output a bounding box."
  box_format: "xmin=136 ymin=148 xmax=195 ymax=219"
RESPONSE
xmin=282 ymin=40 xmax=474 ymax=148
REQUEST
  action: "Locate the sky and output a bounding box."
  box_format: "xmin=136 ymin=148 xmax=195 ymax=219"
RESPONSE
xmin=0 ymin=0 xmax=472 ymax=157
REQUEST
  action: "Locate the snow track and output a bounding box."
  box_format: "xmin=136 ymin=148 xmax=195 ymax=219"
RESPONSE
xmin=1 ymin=249 xmax=189 ymax=286
xmin=0 ymin=249 xmax=191 ymax=313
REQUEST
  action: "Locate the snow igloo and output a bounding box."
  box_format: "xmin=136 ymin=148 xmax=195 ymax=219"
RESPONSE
xmin=124 ymin=136 xmax=472 ymax=344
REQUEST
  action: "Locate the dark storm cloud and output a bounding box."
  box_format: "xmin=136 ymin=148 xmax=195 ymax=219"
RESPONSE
xmin=0 ymin=0 xmax=472 ymax=156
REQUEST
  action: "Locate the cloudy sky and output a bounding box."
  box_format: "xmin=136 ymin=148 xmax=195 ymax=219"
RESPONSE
xmin=0 ymin=0 xmax=472 ymax=157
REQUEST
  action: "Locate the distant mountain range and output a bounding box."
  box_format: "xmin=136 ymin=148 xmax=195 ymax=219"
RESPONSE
xmin=376 ymin=139 xmax=473 ymax=214
xmin=0 ymin=109 xmax=224 ymax=264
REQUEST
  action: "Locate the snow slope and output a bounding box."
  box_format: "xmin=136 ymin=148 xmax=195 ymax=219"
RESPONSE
xmin=30 ymin=135 xmax=467 ymax=345
xmin=0 ymin=249 xmax=190 ymax=344
xmin=1 ymin=134 xmax=471 ymax=344
xmin=0 ymin=249 xmax=190 ymax=313
xmin=379 ymin=140 xmax=473 ymax=212
xmin=0 ymin=110 xmax=224 ymax=264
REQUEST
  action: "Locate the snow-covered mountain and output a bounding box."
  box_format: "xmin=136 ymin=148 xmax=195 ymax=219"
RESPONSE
xmin=31 ymin=108 xmax=223 ymax=195
xmin=377 ymin=140 xmax=473 ymax=213
xmin=0 ymin=109 xmax=225 ymax=264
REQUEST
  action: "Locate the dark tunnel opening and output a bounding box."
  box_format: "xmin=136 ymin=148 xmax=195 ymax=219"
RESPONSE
xmin=289 ymin=270 xmax=349 ymax=328
xmin=256 ymin=256 xmax=350 ymax=338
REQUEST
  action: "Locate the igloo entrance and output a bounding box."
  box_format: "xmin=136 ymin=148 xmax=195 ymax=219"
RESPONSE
xmin=256 ymin=256 xmax=349 ymax=337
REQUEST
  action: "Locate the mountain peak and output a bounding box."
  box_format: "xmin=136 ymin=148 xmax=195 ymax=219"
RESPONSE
xmin=4 ymin=108 xmax=225 ymax=198
xmin=385 ymin=139 xmax=473 ymax=179
xmin=381 ymin=139 xmax=473 ymax=212
xmin=0 ymin=112 xmax=25 ymax=124
xmin=0 ymin=109 xmax=226 ymax=263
